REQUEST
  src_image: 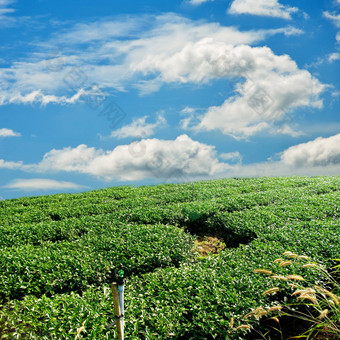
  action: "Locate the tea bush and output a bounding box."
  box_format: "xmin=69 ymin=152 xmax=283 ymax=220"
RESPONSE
xmin=0 ymin=176 xmax=339 ymax=339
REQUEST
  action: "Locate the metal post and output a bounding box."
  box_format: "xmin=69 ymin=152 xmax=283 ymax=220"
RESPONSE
xmin=118 ymin=283 xmax=124 ymax=339
xmin=111 ymin=282 xmax=123 ymax=340
xmin=110 ymin=265 xmax=125 ymax=340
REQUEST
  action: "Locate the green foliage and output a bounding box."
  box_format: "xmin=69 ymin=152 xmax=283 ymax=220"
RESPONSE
xmin=0 ymin=222 xmax=194 ymax=302
xmin=0 ymin=176 xmax=339 ymax=339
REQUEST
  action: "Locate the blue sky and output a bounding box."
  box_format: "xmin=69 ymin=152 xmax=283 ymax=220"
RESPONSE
xmin=0 ymin=0 xmax=339 ymax=199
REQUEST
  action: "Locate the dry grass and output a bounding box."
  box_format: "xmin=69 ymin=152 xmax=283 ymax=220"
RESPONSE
xmin=194 ymin=236 xmax=226 ymax=257
xmin=234 ymin=252 xmax=340 ymax=340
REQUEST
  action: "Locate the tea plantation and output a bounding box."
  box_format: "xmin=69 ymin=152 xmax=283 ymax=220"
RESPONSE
xmin=0 ymin=176 xmax=339 ymax=339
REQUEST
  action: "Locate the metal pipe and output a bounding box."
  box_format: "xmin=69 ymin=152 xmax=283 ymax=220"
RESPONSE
xmin=118 ymin=284 xmax=124 ymax=339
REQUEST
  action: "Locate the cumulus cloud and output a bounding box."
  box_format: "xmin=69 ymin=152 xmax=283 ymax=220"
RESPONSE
xmin=128 ymin=28 xmax=302 ymax=85
xmin=0 ymin=128 xmax=21 ymax=137
xmin=0 ymin=14 xmax=324 ymax=139
xmin=111 ymin=114 xmax=166 ymax=139
xmin=123 ymin=29 xmax=322 ymax=140
xmin=0 ymin=14 xmax=303 ymax=107
xmin=4 ymin=178 xmax=86 ymax=191
xmin=25 ymin=135 xmax=229 ymax=181
xmin=280 ymin=133 xmax=340 ymax=167
xmin=214 ymin=135 xmax=340 ymax=178
xmin=2 ymin=134 xmax=339 ymax=181
xmin=187 ymin=44 xmax=325 ymax=139
xmin=228 ymin=0 xmax=299 ymax=19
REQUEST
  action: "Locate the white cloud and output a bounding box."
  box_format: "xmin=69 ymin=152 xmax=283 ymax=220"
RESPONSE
xmin=4 ymin=178 xmax=86 ymax=191
xmin=2 ymin=134 xmax=339 ymax=181
xmin=0 ymin=81 xmax=103 ymax=106
xmin=0 ymin=14 xmax=324 ymax=140
xmin=0 ymin=0 xmax=16 ymax=27
xmin=324 ymin=10 xmax=340 ymax=43
xmin=31 ymin=144 xmax=101 ymax=173
xmin=0 ymin=159 xmax=23 ymax=169
xmin=26 ymin=135 xmax=229 ymax=181
xmin=275 ymin=124 xmax=304 ymax=138
xmin=190 ymin=44 xmax=325 ymax=139
xmin=180 ymin=107 xmax=200 ymax=130
xmin=328 ymin=52 xmax=340 ymax=62
xmin=277 ymin=26 xmax=303 ymax=36
xmin=228 ymin=0 xmax=299 ymax=20
xmin=0 ymin=128 xmax=21 ymax=137
xmin=280 ymin=133 xmax=340 ymax=167
xmin=128 ymin=27 xmax=301 ymax=85
xmin=221 ymin=160 xmax=340 ymax=178
xmin=306 ymin=52 xmax=340 ymax=68
xmin=0 ymin=1 xmax=15 ymax=6
xmin=181 ymin=107 xmax=195 ymax=114
xmin=220 ymin=151 xmax=242 ymax=163
xmin=0 ymin=1 xmax=14 ymax=14
xmin=0 ymin=14 xmax=303 ymax=106
xmin=299 ymin=122 xmax=340 ymax=135
xmin=52 ymin=19 xmax=144 ymax=45
xmin=126 ymin=28 xmax=318 ymax=134
xmin=215 ymin=135 xmax=340 ymax=178
xmin=196 ymin=134 xmax=340 ymax=178
xmin=111 ymin=114 xmax=166 ymax=139
xmin=186 ymin=0 xmax=214 ymax=5
xmin=324 ymin=11 xmax=340 ymax=28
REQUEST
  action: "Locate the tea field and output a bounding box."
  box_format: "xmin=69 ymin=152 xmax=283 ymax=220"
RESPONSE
xmin=0 ymin=176 xmax=339 ymax=339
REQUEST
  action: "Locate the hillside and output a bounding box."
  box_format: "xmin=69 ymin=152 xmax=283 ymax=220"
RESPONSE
xmin=0 ymin=176 xmax=339 ymax=339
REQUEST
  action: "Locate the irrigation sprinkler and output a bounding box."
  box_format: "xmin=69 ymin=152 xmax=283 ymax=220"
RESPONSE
xmin=110 ymin=265 xmax=126 ymax=340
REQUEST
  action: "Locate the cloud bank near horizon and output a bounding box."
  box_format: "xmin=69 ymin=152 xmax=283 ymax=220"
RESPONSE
xmin=2 ymin=134 xmax=339 ymax=185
